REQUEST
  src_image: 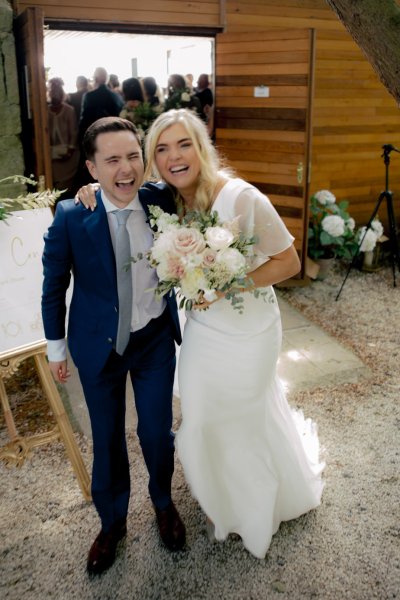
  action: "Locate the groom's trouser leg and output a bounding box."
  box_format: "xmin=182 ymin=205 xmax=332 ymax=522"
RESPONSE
xmin=128 ymin=312 xmax=176 ymax=510
xmin=79 ymin=361 xmax=130 ymax=532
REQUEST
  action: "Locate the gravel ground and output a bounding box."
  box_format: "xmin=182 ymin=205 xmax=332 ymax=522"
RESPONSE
xmin=1 ymin=262 xmax=399 ymax=600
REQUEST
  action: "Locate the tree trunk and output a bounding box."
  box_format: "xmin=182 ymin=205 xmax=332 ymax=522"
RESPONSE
xmin=325 ymin=0 xmax=400 ymax=104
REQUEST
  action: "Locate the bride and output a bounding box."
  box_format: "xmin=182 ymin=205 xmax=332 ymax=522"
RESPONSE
xmin=77 ymin=109 xmax=325 ymax=559
xmin=143 ymin=109 xmax=324 ymax=559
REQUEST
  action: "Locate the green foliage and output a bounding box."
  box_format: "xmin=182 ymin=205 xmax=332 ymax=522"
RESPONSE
xmin=163 ymin=88 xmax=202 ymax=116
xmin=0 ymin=175 xmax=63 ymax=223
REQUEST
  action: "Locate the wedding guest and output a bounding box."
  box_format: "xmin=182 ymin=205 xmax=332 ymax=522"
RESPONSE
xmin=119 ymin=76 xmax=144 ymax=124
xmin=185 ymin=73 xmax=194 ymax=92
xmin=47 ymin=77 xmax=79 ymax=196
xmin=67 ymin=75 xmax=89 ymax=124
xmin=142 ymin=76 xmax=164 ymax=109
xmin=194 ymin=73 xmax=214 ymax=136
xmin=79 ymin=67 xmax=124 ymax=141
xmin=72 ymin=67 xmax=125 ymax=194
xmin=108 ymin=73 xmax=123 ymax=98
xmin=164 ymin=74 xmax=202 ymax=117
xmin=194 ymin=73 xmax=213 ymax=116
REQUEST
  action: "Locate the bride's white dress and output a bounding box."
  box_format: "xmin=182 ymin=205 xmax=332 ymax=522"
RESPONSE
xmin=175 ymin=178 xmax=324 ymax=559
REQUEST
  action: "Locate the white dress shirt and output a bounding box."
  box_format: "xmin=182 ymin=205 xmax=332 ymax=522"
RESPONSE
xmin=46 ymin=191 xmax=165 ymax=362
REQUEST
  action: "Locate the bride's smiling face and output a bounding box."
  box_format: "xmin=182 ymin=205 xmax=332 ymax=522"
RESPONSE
xmin=154 ymin=123 xmax=201 ymax=197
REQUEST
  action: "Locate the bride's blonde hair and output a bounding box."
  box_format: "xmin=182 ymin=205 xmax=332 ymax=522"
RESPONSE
xmin=144 ymin=108 xmax=233 ymax=213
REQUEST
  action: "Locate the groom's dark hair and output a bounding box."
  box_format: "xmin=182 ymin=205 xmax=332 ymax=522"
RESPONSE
xmin=83 ymin=116 xmax=141 ymax=160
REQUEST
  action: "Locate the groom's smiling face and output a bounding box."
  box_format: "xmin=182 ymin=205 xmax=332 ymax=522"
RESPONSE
xmin=86 ymin=130 xmax=144 ymax=208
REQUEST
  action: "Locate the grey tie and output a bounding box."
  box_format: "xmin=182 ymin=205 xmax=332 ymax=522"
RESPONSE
xmin=113 ymin=209 xmax=133 ymax=355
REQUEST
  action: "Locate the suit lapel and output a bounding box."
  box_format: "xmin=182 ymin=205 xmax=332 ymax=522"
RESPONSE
xmin=83 ymin=191 xmax=116 ymax=285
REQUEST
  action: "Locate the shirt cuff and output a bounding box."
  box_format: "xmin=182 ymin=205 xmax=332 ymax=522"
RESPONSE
xmin=46 ymin=339 xmax=67 ymax=362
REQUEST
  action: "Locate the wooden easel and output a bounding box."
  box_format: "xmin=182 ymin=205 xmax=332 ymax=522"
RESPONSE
xmin=0 ymin=341 xmax=91 ymax=501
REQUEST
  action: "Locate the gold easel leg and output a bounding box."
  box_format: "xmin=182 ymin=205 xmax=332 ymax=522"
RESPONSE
xmin=0 ymin=377 xmax=18 ymax=439
xmin=34 ymin=353 xmax=92 ymax=501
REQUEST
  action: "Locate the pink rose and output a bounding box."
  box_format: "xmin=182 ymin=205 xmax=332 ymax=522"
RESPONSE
xmin=172 ymin=227 xmax=206 ymax=255
xmin=167 ymin=255 xmax=186 ymax=279
xmin=202 ymin=248 xmax=217 ymax=267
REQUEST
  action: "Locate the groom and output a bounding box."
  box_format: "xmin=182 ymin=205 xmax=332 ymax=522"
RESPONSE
xmin=41 ymin=117 xmax=185 ymax=575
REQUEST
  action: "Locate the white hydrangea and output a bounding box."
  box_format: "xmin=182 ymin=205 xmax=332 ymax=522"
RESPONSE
xmin=314 ymin=190 xmax=336 ymax=206
xmin=321 ymin=215 xmax=345 ymax=237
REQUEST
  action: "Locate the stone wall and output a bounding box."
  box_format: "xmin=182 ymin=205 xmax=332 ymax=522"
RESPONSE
xmin=0 ymin=0 xmax=25 ymax=199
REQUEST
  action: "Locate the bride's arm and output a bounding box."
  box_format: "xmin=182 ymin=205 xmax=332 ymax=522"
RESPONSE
xmin=244 ymin=244 xmax=300 ymax=289
xmin=74 ymin=182 xmax=100 ymax=210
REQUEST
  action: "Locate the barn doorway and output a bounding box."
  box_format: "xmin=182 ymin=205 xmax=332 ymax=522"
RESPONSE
xmin=43 ymin=29 xmax=214 ymax=99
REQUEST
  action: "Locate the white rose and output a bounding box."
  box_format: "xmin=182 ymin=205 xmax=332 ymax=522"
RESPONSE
xmin=156 ymin=259 xmax=173 ymax=281
xmin=205 ymin=226 xmax=234 ymax=251
xmin=321 ymin=215 xmax=345 ymax=237
xmin=172 ymin=227 xmax=206 ymax=255
xmin=181 ymin=92 xmax=191 ymax=102
xmin=216 ymin=248 xmax=246 ymax=275
xmin=151 ymin=232 xmax=174 ymax=261
xmin=358 ymin=227 xmax=378 ymax=252
xmin=346 ymin=217 xmax=355 ymax=231
xmin=314 ymin=190 xmax=336 ymax=206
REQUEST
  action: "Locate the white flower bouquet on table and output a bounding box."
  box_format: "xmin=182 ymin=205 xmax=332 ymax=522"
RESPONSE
xmin=138 ymin=205 xmax=267 ymax=313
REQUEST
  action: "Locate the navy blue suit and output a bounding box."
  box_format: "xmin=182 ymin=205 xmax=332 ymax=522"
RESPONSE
xmin=42 ymin=183 xmax=181 ymax=531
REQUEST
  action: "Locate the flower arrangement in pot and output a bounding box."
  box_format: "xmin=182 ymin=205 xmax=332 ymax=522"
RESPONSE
xmin=307 ymin=190 xmax=359 ymax=261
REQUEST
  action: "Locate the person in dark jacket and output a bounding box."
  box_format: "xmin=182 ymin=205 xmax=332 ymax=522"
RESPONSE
xmin=78 ymin=67 xmax=124 ymax=142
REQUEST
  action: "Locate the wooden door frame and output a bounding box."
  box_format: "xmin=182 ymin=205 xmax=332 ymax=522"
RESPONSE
xmin=14 ymin=7 xmax=53 ymax=188
xmin=302 ymin=28 xmax=316 ymax=276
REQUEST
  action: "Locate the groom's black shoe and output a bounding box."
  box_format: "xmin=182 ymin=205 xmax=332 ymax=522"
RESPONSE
xmin=155 ymin=502 xmax=186 ymax=551
xmin=87 ymin=519 xmax=127 ymax=575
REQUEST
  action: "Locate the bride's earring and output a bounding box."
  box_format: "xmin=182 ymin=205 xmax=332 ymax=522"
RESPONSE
xmin=205 ymin=516 xmax=215 ymax=543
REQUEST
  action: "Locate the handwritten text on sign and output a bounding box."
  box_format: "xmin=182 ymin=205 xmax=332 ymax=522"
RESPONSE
xmin=0 ymin=208 xmax=54 ymax=357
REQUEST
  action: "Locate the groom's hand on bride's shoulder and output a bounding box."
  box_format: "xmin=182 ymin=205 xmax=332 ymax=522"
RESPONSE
xmin=74 ymin=182 xmax=100 ymax=210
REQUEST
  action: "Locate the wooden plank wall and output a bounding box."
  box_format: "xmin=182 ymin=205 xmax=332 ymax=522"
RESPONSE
xmin=313 ymin=30 xmax=400 ymax=227
xmin=215 ymin=29 xmax=312 ymax=258
xmin=224 ymin=0 xmax=400 ymax=228
xmin=16 ymin=0 xmax=221 ymax=27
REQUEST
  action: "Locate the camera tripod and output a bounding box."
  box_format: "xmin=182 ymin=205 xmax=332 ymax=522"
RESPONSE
xmin=336 ymin=144 xmax=400 ymax=301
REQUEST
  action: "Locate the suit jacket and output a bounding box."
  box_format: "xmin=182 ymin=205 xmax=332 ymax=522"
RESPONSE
xmin=67 ymin=89 xmax=86 ymax=124
xmin=42 ymin=182 xmax=181 ymax=375
xmin=78 ymin=84 xmax=124 ymax=140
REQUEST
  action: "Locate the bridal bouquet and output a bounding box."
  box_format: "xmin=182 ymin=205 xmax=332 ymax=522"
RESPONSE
xmin=140 ymin=206 xmax=262 ymax=312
